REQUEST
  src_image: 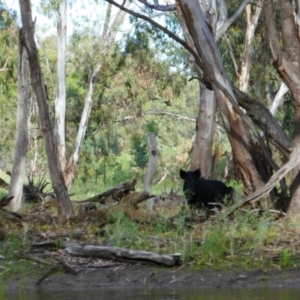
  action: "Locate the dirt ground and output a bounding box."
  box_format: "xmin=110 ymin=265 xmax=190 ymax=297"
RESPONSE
xmin=6 ymin=263 xmax=300 ymax=293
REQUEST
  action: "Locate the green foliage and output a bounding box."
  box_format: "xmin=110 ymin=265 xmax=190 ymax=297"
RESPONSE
xmin=279 ymin=249 xmax=293 ymax=268
xmin=0 ymin=230 xmax=45 ymax=284
xmin=0 ymin=4 xmax=18 ymax=169
xmin=95 ymin=204 xmax=300 ymax=270
xmin=130 ymin=132 xmax=148 ymax=169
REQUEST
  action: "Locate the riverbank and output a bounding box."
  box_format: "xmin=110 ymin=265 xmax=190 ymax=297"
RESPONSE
xmin=6 ymin=263 xmax=300 ymax=294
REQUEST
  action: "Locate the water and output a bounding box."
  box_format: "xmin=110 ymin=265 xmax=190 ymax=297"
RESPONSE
xmin=7 ymin=288 xmax=300 ymax=300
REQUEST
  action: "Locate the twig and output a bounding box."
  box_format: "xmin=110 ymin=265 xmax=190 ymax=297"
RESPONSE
xmin=35 ymin=264 xmax=60 ymax=285
xmin=16 ymin=252 xmax=52 ymax=265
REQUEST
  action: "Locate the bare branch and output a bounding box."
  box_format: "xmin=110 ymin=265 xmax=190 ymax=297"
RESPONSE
xmin=218 ymin=0 xmax=228 ymax=23
xmin=102 ymin=3 xmax=112 ymax=38
xmin=216 ymin=0 xmax=249 ymax=40
xmin=0 ymin=60 xmax=9 ymax=72
xmin=223 ymin=144 xmax=300 ymax=216
xmin=223 ymin=34 xmax=238 ymax=75
xmin=269 ymin=83 xmax=289 ymax=116
xmin=137 ymin=0 xmax=176 ymax=11
xmin=118 ymin=110 xmax=196 ymax=122
xmin=88 ymin=110 xmax=196 ymax=137
xmin=264 ymin=0 xmax=282 ymax=65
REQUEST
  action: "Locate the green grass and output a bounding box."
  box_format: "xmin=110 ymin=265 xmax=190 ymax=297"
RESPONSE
xmin=98 ymin=205 xmax=300 ymax=270
xmin=0 ymin=233 xmax=46 ymax=282
xmin=2 ymin=182 xmax=300 ymax=292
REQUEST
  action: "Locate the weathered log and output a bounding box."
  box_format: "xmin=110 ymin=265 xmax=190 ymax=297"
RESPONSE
xmin=65 ymin=244 xmax=182 ymax=266
xmin=69 ymin=206 xmax=112 ymax=225
xmin=70 ymin=192 xmax=155 ymax=225
xmin=78 ymin=179 xmax=137 ymax=204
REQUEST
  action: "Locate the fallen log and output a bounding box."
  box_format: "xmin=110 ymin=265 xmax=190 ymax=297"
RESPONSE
xmin=70 ymin=192 xmax=156 ymax=225
xmin=78 ymin=179 xmax=137 ymax=204
xmin=65 ymin=244 xmax=182 ymax=267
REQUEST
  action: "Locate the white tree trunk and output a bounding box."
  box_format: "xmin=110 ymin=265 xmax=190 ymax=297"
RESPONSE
xmin=190 ymin=87 xmax=216 ymax=178
xmin=176 ymin=2 xmax=216 ymax=177
xmin=269 ymin=82 xmax=289 ymax=116
xmin=9 ymin=31 xmax=29 ymax=212
xmin=29 ymin=94 xmax=39 ymax=180
xmin=65 ymin=64 xmax=101 ymax=187
xmin=64 ymin=3 xmax=128 ymax=188
xmin=54 ymin=0 xmax=67 ymax=170
xmin=238 ymin=5 xmax=262 ymax=92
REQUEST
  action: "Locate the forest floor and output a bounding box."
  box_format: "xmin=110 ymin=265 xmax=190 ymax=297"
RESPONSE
xmin=6 ymin=263 xmax=300 ymax=294
xmin=3 ymin=185 xmax=300 ymax=295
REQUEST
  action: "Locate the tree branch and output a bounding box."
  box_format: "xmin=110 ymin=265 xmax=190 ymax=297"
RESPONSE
xmin=104 ymin=0 xmax=202 ymax=68
xmin=0 ymin=59 xmax=9 ymax=72
xmin=216 ymin=0 xmax=250 ymax=40
xmin=117 ymin=110 xmax=196 ymax=122
xmin=137 ymin=0 xmax=176 ymax=11
xmin=264 ymin=0 xmax=282 ymax=66
xmin=223 ymin=144 xmax=300 ymax=216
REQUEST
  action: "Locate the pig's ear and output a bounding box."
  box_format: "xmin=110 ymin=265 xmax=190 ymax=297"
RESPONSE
xmin=179 ymin=169 xmax=186 ymax=179
xmin=194 ymin=169 xmax=201 ymax=178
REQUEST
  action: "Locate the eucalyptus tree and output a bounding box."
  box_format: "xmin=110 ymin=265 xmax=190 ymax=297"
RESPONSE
xmin=106 ymin=0 xmax=267 ymax=194
xmin=39 ymin=0 xmax=130 ymax=188
xmin=105 ymin=0 xmax=300 ymax=216
xmin=264 ymin=0 xmax=300 ymax=217
xmin=8 ymin=25 xmax=29 ymax=212
xmin=64 ymin=2 xmax=131 ymax=187
xmin=0 ymin=2 xmax=28 ymax=212
xmin=18 ymin=0 xmax=73 ymax=219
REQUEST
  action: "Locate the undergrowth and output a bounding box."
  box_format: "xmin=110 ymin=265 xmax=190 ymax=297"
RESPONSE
xmin=103 ymin=206 xmax=300 ymax=270
xmin=2 ymin=196 xmax=300 ymax=289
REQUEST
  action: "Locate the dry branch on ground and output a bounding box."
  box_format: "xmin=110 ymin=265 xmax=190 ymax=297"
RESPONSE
xmin=77 ymin=179 xmax=137 ymax=204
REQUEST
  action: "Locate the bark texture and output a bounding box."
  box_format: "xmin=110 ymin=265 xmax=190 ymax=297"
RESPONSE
xmin=54 ymin=0 xmax=67 ymax=170
xmin=264 ymin=0 xmax=300 ymax=216
xmin=189 ymin=86 xmax=216 ymax=178
xmin=9 ymin=29 xmax=29 ymax=212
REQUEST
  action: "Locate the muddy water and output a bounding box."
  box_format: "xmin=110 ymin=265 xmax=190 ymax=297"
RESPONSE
xmin=7 ymin=288 xmax=300 ymax=300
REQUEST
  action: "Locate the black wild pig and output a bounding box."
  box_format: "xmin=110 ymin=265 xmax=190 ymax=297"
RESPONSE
xmin=179 ymin=169 xmax=234 ymax=209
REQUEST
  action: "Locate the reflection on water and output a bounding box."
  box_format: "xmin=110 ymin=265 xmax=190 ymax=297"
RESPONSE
xmin=7 ymin=287 xmax=300 ymax=300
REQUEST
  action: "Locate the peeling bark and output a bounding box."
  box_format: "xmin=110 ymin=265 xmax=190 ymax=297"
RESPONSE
xmin=264 ymin=0 xmax=300 ymax=216
xmin=9 ymin=28 xmax=29 ymax=212
xmin=54 ymin=0 xmax=67 ymax=171
xmin=190 ymin=86 xmax=216 ymax=178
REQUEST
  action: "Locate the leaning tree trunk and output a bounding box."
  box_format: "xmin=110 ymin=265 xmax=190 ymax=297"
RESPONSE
xmin=19 ymin=0 xmax=73 ymax=220
xmin=175 ymin=3 xmax=216 ymax=178
xmin=214 ymin=88 xmax=264 ymax=195
xmin=64 ymin=63 xmax=101 ymax=188
xmin=264 ymin=0 xmax=300 ymax=217
xmin=64 ymin=3 xmax=128 ymax=188
xmin=8 ymin=29 xmax=29 ymax=212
